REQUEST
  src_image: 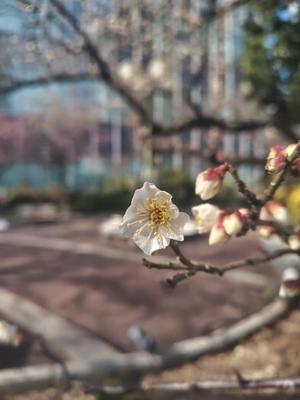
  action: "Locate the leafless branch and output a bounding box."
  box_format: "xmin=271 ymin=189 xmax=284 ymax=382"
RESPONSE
xmin=0 ymin=73 xmax=98 ymax=93
xmin=0 ymin=0 xmax=271 ymax=139
xmin=86 ymin=375 xmax=300 ymax=397
xmin=144 ymin=246 xmax=300 ymax=287
xmin=0 ymin=298 xmax=294 ymax=396
xmin=228 ymin=164 xmax=262 ymax=208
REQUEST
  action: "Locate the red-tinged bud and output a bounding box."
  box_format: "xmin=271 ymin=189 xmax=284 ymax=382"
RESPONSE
xmin=223 ymin=209 xmax=249 ymax=237
xmin=265 ymin=201 xmax=289 ymax=224
xmin=265 ymin=145 xmax=286 ymax=174
xmin=269 ymin=145 xmax=285 ymax=158
xmin=195 ymin=163 xmax=229 ymax=200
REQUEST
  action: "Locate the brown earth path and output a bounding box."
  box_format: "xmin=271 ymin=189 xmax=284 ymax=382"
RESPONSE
xmin=0 ymin=217 xmax=280 ymax=352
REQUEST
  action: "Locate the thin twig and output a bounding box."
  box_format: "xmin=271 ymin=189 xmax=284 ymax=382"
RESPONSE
xmin=228 ymin=164 xmax=262 ymax=208
xmin=144 ymin=248 xmax=300 ymax=287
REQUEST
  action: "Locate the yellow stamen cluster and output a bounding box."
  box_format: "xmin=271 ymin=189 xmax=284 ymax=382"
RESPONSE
xmin=146 ymin=199 xmax=170 ymax=226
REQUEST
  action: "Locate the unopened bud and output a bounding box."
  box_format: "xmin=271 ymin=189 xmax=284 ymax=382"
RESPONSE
xmin=195 ymin=164 xmax=228 ymax=201
xmin=209 ymin=223 xmax=230 ymax=246
xmin=265 ymin=201 xmax=289 ymax=224
xmin=191 ymin=203 xmax=221 ymax=234
xmin=265 ymin=145 xmax=286 ymax=174
xmin=223 ymin=210 xmax=246 ymax=236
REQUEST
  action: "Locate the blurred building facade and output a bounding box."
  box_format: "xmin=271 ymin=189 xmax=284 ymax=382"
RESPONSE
xmin=0 ymin=0 xmax=267 ymax=190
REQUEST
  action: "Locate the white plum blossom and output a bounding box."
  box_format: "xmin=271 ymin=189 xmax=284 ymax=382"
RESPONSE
xmin=120 ymin=182 xmax=189 ymax=255
xmin=195 ymin=164 xmax=228 ymax=200
xmin=191 ymin=203 xmax=220 ymax=234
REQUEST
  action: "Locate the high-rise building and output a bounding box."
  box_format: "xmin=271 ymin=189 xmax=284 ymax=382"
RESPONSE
xmin=0 ymin=0 xmax=266 ymax=188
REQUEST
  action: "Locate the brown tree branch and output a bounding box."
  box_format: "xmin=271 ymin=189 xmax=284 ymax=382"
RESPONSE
xmin=228 ymin=164 xmax=262 ymax=208
xmin=0 ymin=298 xmax=294 ymax=395
xmin=86 ymin=376 xmax=300 ymax=397
xmin=0 ymin=0 xmax=268 ymax=139
xmin=143 ymin=247 xmax=300 ymax=287
xmin=0 ymin=73 xmax=99 ymax=93
xmin=48 ymin=0 xmax=153 ymax=126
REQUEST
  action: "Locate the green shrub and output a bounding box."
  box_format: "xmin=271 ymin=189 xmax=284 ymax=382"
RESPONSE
xmin=157 ymin=170 xmax=197 ymax=207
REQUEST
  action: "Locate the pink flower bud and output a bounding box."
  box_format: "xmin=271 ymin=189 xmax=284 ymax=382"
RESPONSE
xmin=265 ymin=201 xmax=289 ymax=224
xmin=268 ymin=145 xmax=285 ymax=159
xmin=265 ymin=145 xmax=286 ymax=174
xmin=288 ymin=233 xmax=300 ymax=251
xmin=208 ymin=222 xmax=230 ymax=246
xmin=223 ymin=209 xmax=249 ymax=237
xmin=195 ymin=164 xmax=228 ymax=200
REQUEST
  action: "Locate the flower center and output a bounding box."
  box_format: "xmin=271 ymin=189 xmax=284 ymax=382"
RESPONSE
xmin=146 ymin=199 xmax=170 ymax=226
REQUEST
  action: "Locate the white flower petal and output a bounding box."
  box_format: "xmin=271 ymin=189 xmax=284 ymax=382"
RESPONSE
xmin=169 ymin=204 xmax=179 ymax=219
xmin=131 ymin=182 xmax=158 ymax=208
xmin=209 ymin=224 xmax=229 ymax=246
xmin=192 ymin=203 xmax=220 ymax=234
xmin=121 ymin=182 xmax=188 ymax=255
xmin=134 ymin=226 xmax=170 ymax=255
xmin=155 ymin=190 xmax=172 ymax=203
xmin=160 ymin=212 xmax=189 ymax=241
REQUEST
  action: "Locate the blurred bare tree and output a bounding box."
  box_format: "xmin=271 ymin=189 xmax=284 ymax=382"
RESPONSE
xmin=0 ymin=0 xmax=298 ymax=171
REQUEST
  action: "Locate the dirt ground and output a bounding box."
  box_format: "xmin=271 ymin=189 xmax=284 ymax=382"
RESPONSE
xmin=0 ymin=217 xmax=298 ymax=399
xmin=4 ymin=308 xmax=300 ymax=399
xmin=0 ymin=217 xmax=279 ymax=351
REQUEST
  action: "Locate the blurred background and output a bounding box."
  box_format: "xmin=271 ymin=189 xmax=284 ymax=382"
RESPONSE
xmin=0 ymin=1 xmax=299 ymax=395
xmin=0 ymin=0 xmax=298 ymax=216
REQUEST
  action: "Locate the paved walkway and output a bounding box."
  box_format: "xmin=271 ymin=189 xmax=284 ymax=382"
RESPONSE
xmin=0 ymin=217 xmax=279 ymax=351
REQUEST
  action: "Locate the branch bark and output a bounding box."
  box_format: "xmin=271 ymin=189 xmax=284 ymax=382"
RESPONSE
xmin=0 ymin=73 xmax=98 ymax=93
xmin=0 ymin=298 xmax=294 ymax=396
xmin=86 ymin=376 xmax=300 ymax=397
xmin=144 ymin=247 xmax=300 ymax=287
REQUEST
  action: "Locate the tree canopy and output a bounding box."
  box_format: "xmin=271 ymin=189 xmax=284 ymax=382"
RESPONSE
xmin=243 ymin=0 xmax=300 ymax=130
